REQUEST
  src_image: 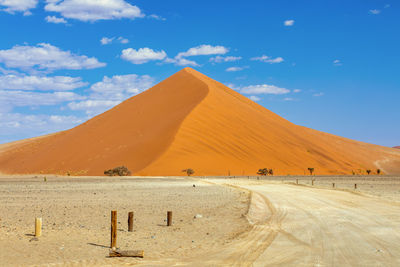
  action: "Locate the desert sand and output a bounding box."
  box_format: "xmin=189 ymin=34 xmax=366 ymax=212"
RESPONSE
xmin=0 ymin=68 xmax=399 ymax=176
xmin=0 ymin=176 xmax=249 ymax=266
xmin=2 ymin=175 xmax=400 ymax=266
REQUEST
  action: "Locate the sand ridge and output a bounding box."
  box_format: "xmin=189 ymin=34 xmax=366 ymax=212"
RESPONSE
xmin=0 ymin=67 xmax=399 ymax=176
xmin=0 ymin=68 xmax=209 ymax=175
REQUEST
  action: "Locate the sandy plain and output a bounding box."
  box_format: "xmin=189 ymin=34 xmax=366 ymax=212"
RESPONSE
xmin=1 ymin=175 xmax=400 ymax=266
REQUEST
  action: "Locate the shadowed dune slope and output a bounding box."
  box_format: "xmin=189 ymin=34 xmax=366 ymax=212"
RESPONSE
xmin=1 ymin=68 xmax=400 ymax=176
xmin=394 ymin=146 xmax=400 ymax=149
xmin=0 ymin=69 xmax=208 ymax=175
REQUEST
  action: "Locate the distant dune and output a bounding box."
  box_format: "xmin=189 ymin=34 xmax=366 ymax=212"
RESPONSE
xmin=1 ymin=68 xmax=399 ymax=176
xmin=394 ymin=146 xmax=400 ymax=149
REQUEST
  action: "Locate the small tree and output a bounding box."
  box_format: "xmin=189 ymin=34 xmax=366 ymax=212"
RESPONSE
xmin=377 ymin=169 xmax=381 ymax=175
xmin=268 ymin=169 xmax=274 ymax=176
xmin=308 ymin=168 xmax=314 ymax=176
xmin=182 ymin=168 xmax=194 ymax=176
xmin=257 ymin=168 xmax=269 ymax=176
xmin=366 ymin=169 xmax=371 ymax=175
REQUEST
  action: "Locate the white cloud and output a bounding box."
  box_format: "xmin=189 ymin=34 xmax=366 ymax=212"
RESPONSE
xmin=100 ymin=37 xmax=114 ymax=45
xmin=248 ymin=95 xmax=261 ymax=102
xmin=209 ymin=56 xmax=242 ymax=63
xmin=117 ymin=36 xmax=129 ymax=44
xmin=121 ymin=47 xmax=167 ymax=64
xmin=283 ymin=97 xmax=294 ymax=101
xmin=224 ymin=83 xmax=238 ymax=90
xmin=148 ymin=14 xmax=166 ymax=21
xmin=240 ymin=84 xmax=290 ymax=95
xmin=293 ymin=89 xmax=301 ymax=93
xmin=313 ymin=92 xmax=324 ymax=97
xmin=68 ymin=74 xmax=154 ymax=115
xmin=45 ymin=15 xmax=67 ymax=24
xmin=369 ymin=9 xmax=381 ymax=15
xmin=0 ymin=112 xmax=84 ymax=143
xmin=333 ymin=59 xmax=342 ymax=66
xmin=163 ymin=44 xmax=229 ymax=66
xmin=44 ymin=0 xmax=144 ymax=22
xmin=0 ymin=89 xmax=84 ymax=108
xmin=101 ymin=36 xmax=128 ymax=45
xmin=0 ymin=43 xmax=106 ymax=72
xmin=226 ymin=66 xmax=247 ymax=72
xmin=0 ymin=0 xmax=37 ymax=15
xmin=284 ymin=20 xmax=295 ymax=26
xmin=89 ymin=74 xmax=153 ymax=98
xmin=164 ymin=57 xmax=199 ymax=67
xmin=68 ymin=100 xmax=120 ymax=114
xmin=0 ymin=74 xmax=87 ymax=91
xmin=251 ymin=55 xmax=284 ymax=64
xmin=176 ymin=45 xmax=229 ymax=59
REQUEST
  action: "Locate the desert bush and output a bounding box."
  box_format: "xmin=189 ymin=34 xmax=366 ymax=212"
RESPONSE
xmin=308 ymin=167 xmax=314 ymax=175
xmin=182 ymin=168 xmax=195 ymax=176
xmin=104 ymin=166 xmax=132 ymax=176
xmin=366 ymin=169 xmax=371 ymax=175
xmin=268 ymin=169 xmax=274 ymax=175
xmin=377 ymin=169 xmax=381 ymax=175
xmin=257 ymin=168 xmax=269 ymax=176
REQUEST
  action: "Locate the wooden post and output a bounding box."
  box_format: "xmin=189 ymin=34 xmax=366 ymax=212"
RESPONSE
xmin=332 ymin=183 xmax=335 ymax=188
xmin=296 ymin=179 xmax=298 ymax=185
xmin=35 ymin=218 xmax=42 ymax=237
xmin=311 ymin=180 xmax=314 ymax=186
xmin=354 ymin=183 xmax=357 ymax=189
xmin=128 ymin=212 xmax=134 ymax=232
xmin=111 ymin=210 xmax=117 ymax=249
xmin=167 ymin=211 xmax=172 ymax=226
xmin=109 ymin=249 xmax=144 ymax=258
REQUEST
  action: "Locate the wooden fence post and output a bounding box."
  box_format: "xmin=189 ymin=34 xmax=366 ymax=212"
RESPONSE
xmin=311 ymin=180 xmax=314 ymax=186
xmin=167 ymin=211 xmax=172 ymax=226
xmin=111 ymin=210 xmax=117 ymax=249
xmin=354 ymin=183 xmax=357 ymax=189
xmin=35 ymin=218 xmax=42 ymax=237
xmin=128 ymin=212 xmax=134 ymax=232
xmin=332 ymin=183 xmax=335 ymax=188
xmin=296 ymin=179 xmax=298 ymax=185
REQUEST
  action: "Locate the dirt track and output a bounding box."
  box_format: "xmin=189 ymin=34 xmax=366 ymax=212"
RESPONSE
xmin=198 ymin=179 xmax=400 ymax=266
xmin=1 ymin=176 xmax=400 ymax=266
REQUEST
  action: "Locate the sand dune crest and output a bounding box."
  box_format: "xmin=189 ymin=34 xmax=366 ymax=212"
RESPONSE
xmin=0 ymin=67 xmax=399 ymax=175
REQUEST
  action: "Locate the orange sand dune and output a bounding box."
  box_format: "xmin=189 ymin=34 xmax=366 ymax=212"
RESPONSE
xmin=0 ymin=68 xmax=399 ymax=176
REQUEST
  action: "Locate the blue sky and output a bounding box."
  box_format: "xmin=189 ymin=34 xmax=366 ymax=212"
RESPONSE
xmin=0 ymin=0 xmax=398 ymax=146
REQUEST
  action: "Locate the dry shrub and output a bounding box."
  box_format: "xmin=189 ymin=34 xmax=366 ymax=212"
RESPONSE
xmin=104 ymin=166 xmax=132 ymax=176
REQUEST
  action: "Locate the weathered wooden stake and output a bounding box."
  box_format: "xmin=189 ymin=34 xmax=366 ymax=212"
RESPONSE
xmin=296 ymin=179 xmax=298 ymax=185
xmin=111 ymin=210 xmax=117 ymax=249
xmin=332 ymin=183 xmax=335 ymax=188
xmin=35 ymin=217 xmax=42 ymax=237
xmin=354 ymin=183 xmax=357 ymax=189
xmin=167 ymin=211 xmax=172 ymax=226
xmin=128 ymin=212 xmax=134 ymax=232
xmin=311 ymin=180 xmax=314 ymax=186
xmin=109 ymin=249 xmax=144 ymax=258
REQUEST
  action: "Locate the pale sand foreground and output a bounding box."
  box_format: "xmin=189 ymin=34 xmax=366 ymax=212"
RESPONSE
xmin=0 ymin=176 xmax=249 ymax=266
xmin=1 ymin=176 xmax=400 ymax=266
